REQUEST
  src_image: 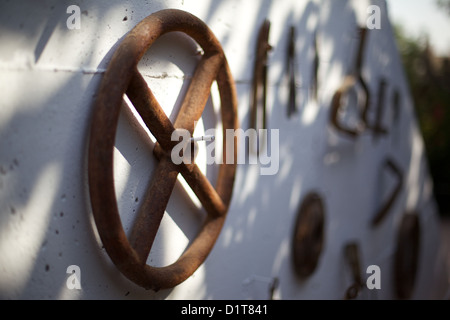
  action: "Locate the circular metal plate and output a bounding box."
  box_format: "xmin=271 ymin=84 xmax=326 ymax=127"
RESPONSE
xmin=292 ymin=192 xmax=325 ymax=278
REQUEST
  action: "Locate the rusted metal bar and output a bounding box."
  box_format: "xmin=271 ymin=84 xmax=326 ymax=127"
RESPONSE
xmin=355 ymin=28 xmax=367 ymax=75
xmin=129 ymin=156 xmax=179 ymax=263
xmin=127 ymin=70 xmax=176 ymax=151
xmin=153 ymin=143 xmax=227 ymax=218
xmin=371 ymin=158 xmax=403 ymax=227
xmin=174 ymin=52 xmax=224 ymax=133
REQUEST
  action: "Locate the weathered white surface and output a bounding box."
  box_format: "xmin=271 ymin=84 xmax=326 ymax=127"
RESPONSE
xmin=0 ymin=0 xmax=448 ymax=299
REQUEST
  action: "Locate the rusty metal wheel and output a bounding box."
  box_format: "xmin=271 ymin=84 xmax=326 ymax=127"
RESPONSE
xmin=88 ymin=9 xmax=238 ymax=291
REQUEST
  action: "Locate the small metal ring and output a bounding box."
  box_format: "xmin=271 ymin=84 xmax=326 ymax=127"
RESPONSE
xmin=291 ymin=192 xmax=326 ymax=278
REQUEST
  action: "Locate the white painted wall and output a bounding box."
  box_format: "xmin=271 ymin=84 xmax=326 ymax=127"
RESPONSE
xmin=0 ymin=0 xmax=447 ymax=299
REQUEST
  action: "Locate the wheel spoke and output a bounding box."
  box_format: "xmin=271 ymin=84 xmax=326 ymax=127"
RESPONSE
xmin=152 ymin=143 xmax=227 ymax=218
xmin=129 ymin=156 xmax=179 ymax=263
xmin=174 ymin=52 xmax=224 ymax=133
xmin=180 ymin=164 xmax=228 ymax=218
xmin=126 ymin=69 xmax=177 ymax=152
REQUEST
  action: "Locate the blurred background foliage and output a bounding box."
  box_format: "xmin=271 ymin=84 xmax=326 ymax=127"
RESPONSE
xmin=437 ymin=0 xmax=450 ymax=15
xmin=393 ymin=0 xmax=450 ymax=216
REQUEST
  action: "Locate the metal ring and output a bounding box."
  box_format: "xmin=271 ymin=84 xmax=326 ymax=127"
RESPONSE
xmin=88 ymin=9 xmax=238 ymax=291
xmin=249 ymin=19 xmax=271 ymax=154
xmin=343 ymin=242 xmax=363 ymax=299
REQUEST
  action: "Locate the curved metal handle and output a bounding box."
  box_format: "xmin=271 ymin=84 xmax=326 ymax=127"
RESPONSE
xmin=311 ymin=31 xmax=319 ymax=100
xmin=371 ymin=158 xmax=403 ymax=227
xmin=287 ymin=26 xmax=297 ymax=117
xmin=372 ymin=77 xmax=389 ymax=141
xmin=330 ymin=27 xmax=370 ymax=138
xmin=249 ymin=20 xmax=271 ymax=155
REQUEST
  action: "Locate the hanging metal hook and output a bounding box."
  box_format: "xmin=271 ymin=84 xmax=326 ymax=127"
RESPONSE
xmin=250 ymin=19 xmax=272 ymax=154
